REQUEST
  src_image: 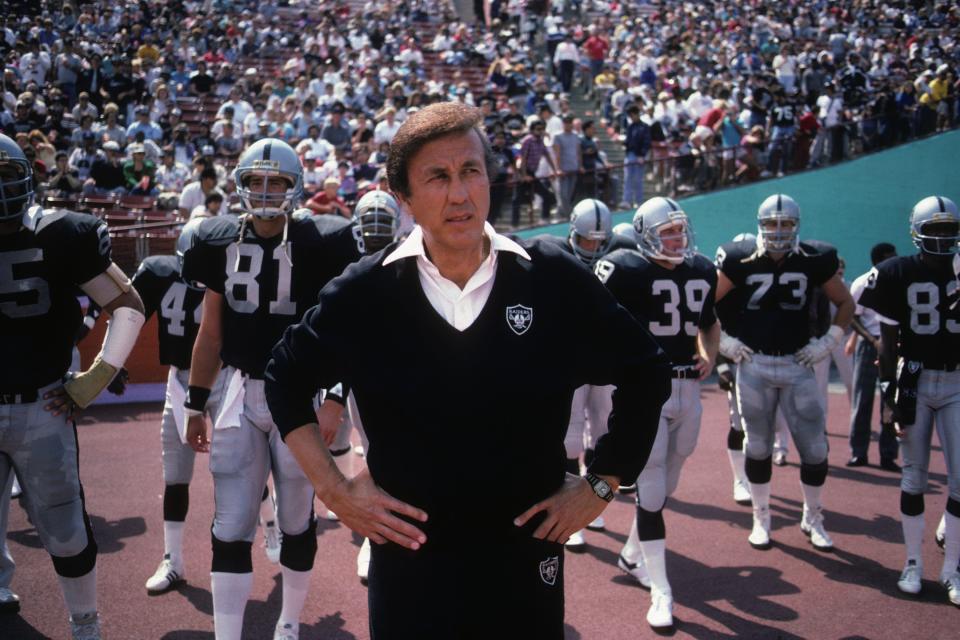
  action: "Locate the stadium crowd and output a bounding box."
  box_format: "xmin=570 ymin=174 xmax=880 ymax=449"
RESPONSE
xmin=2 ymin=0 xmax=958 ymax=225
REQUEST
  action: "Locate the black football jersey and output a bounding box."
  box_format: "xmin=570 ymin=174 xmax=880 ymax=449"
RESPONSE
xmin=857 ymin=254 xmax=960 ymax=366
xmin=133 ymin=255 xmax=204 ymax=370
xmin=596 ymin=250 xmax=717 ymax=366
xmin=182 ymin=212 xmax=360 ymax=378
xmin=716 ymin=240 xmax=839 ymax=354
xmin=0 ymin=208 xmax=111 ymax=391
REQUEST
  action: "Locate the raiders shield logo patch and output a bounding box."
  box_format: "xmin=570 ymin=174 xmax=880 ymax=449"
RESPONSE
xmin=539 ymin=556 xmax=559 ymax=586
xmin=506 ymin=304 xmax=533 ymax=335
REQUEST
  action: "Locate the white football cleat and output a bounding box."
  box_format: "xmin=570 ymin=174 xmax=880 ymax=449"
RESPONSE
xmin=800 ymin=508 xmax=834 ymax=551
xmin=357 ymin=537 xmax=371 ymax=585
xmin=773 ymin=451 xmax=787 ymax=466
xmin=564 ymin=530 xmax=586 ymax=551
xmin=897 ymin=560 xmax=922 ymax=595
xmin=70 ymin=611 xmax=102 ymax=640
xmin=145 ymin=554 xmax=185 ymax=594
xmin=0 ymin=586 xmax=21 ymax=613
xmin=941 ymin=572 xmax=960 ymax=607
xmin=733 ymin=479 xmax=752 ymax=505
xmin=263 ymin=520 xmax=281 ymax=564
xmin=10 ymin=475 xmax=21 ymax=498
xmin=617 ymin=553 xmax=651 ymax=588
xmin=936 ymin=514 xmax=946 ymax=550
xmin=324 ymin=508 xmax=339 ymax=521
xmin=749 ymin=507 xmax=771 ymax=549
xmin=646 ymin=588 xmax=674 ymax=629
xmin=586 ymin=515 xmax=605 ymax=531
xmin=274 ymin=621 xmax=299 ymax=640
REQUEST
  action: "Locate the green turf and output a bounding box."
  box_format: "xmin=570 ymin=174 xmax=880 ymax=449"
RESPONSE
xmin=517 ymin=129 xmax=960 ymax=278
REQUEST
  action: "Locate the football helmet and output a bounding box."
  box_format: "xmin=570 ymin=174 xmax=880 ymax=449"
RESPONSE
xmin=176 ymin=217 xmax=207 ymax=289
xmin=633 ymin=197 xmax=695 ymax=264
xmin=612 ymin=221 xmax=637 ymax=244
xmin=0 ymin=133 xmax=35 ymax=221
xmin=910 ymin=196 xmax=959 ymax=255
xmin=569 ymin=198 xmax=612 ymax=265
xmin=235 ymin=138 xmax=304 ymax=219
xmin=352 ymin=189 xmax=401 ymax=255
xmin=756 ymin=194 xmax=800 ymax=254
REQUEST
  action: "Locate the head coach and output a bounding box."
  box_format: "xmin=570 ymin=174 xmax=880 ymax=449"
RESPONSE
xmin=264 ymin=102 xmax=670 ymax=639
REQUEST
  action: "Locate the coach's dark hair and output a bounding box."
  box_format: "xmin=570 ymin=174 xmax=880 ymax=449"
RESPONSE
xmin=387 ymin=101 xmax=497 ymax=199
xmin=870 ymin=242 xmax=896 ymax=265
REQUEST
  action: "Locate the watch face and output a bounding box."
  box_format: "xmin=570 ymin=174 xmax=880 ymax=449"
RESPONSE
xmin=595 ymin=480 xmax=610 ymax=497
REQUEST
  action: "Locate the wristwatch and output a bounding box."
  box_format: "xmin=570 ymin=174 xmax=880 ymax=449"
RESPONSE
xmin=585 ymin=473 xmax=615 ymax=503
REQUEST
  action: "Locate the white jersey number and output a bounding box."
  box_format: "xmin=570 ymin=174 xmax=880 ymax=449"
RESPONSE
xmin=224 ymin=244 xmax=296 ymax=315
xmin=650 ymin=279 xmax=711 ymax=337
xmin=159 ymin=282 xmax=203 ymax=337
xmin=745 ymin=272 xmax=807 ymax=311
xmin=0 ymin=248 xmax=52 ymax=319
xmin=907 ymin=282 xmax=960 ymax=335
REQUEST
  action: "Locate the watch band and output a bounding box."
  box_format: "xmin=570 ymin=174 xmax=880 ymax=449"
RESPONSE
xmin=585 ymin=473 xmax=615 ymax=503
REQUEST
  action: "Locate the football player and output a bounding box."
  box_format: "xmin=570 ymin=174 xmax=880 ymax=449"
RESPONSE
xmin=537 ymin=198 xmax=616 ymax=550
xmin=715 ymin=194 xmax=853 ymax=552
xmin=596 ymin=197 xmax=719 ymax=629
xmin=857 ymin=196 xmax=960 ymax=604
xmin=181 ymin=139 xmax=360 ymax=640
xmin=0 ymin=133 xmax=146 ymax=639
xmin=130 ymin=218 xmax=232 ymax=594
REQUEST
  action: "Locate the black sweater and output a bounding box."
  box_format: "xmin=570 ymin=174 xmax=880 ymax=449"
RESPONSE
xmin=265 ymin=238 xmax=670 ymax=547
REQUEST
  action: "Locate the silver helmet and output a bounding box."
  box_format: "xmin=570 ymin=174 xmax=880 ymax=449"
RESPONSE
xmin=234 ymin=138 xmax=304 ymax=218
xmin=633 ymin=197 xmax=695 ymax=264
xmin=568 ymin=198 xmax=613 ymax=266
xmin=756 ymin=194 xmax=800 ymax=254
xmin=910 ymin=195 xmax=959 ymax=255
xmin=0 ymin=133 xmax=35 ymax=221
xmin=352 ymin=189 xmax=401 ymax=255
xmin=612 ymin=221 xmax=637 ymax=244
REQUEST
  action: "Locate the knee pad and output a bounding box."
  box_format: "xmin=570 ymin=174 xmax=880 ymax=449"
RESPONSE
xmin=900 ymin=491 xmax=925 ymax=517
xmin=947 ymin=497 xmax=960 ymax=518
xmin=745 ymin=456 xmax=773 ymax=484
xmin=163 ymin=483 xmax=190 ymax=522
xmin=727 ymin=427 xmax=745 ymax=451
xmin=799 ymin=461 xmax=828 ymax=487
xmin=51 ymin=502 xmax=97 ymax=578
xmin=211 ymin=533 xmax=253 ymax=573
xmin=636 ymin=506 xmax=666 ymax=541
xmin=280 ymin=517 xmax=317 ymax=572
xmin=564 ymin=458 xmax=580 ymax=476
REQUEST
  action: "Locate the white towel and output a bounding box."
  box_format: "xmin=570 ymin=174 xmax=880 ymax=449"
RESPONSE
xmin=167 ymin=367 xmax=189 ymax=445
xmin=214 ymin=368 xmax=245 ymax=430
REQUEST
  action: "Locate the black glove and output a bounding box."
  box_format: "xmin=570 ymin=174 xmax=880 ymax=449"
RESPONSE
xmin=107 ymin=367 xmax=129 ymax=395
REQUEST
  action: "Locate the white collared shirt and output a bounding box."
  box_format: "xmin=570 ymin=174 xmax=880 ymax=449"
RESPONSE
xmin=383 ymin=222 xmax=531 ymax=331
xmin=850 ymin=269 xmax=881 ymax=335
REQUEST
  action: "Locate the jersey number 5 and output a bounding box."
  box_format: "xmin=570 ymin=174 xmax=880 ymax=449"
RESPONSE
xmin=224 ymin=244 xmax=296 ymax=315
xmin=0 ymin=248 xmax=52 ymax=319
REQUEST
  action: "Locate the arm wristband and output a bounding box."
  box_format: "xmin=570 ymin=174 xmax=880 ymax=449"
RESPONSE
xmin=185 ymin=385 xmax=211 ymax=411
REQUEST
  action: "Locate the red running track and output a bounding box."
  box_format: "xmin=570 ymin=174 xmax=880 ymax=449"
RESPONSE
xmin=3 ymin=388 xmax=957 ymax=639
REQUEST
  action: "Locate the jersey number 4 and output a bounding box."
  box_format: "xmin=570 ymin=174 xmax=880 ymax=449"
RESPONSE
xmin=0 ymin=249 xmax=52 ymax=319
xmin=650 ymin=279 xmax=710 ymax=337
xmin=907 ymin=282 xmax=960 ymax=335
xmin=745 ymin=272 xmax=807 ymax=311
xmin=160 ymin=282 xmax=202 ymax=337
xmin=224 ymin=244 xmax=296 ymax=315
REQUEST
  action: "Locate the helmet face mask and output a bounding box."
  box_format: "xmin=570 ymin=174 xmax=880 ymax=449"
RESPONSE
xmin=910 ymin=196 xmax=959 ymax=256
xmin=756 ymin=193 xmax=800 ymax=254
xmin=352 ymin=190 xmax=400 ymax=255
xmin=0 ymin=134 xmax=35 ymax=222
xmin=569 ymin=198 xmax=612 ymax=266
xmin=634 ymin=197 xmax=695 ymax=265
xmin=235 ymin=139 xmax=304 ymax=219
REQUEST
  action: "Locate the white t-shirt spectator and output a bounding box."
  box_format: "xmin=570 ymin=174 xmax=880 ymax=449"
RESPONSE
xmin=179 ymin=181 xmax=226 ymax=215
xmin=373 ymin=119 xmax=401 ymax=146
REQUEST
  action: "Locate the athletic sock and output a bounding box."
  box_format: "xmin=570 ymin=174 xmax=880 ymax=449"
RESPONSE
xmin=164 ymin=521 xmax=185 ymax=566
xmin=941 ymin=512 xmax=960 ymax=580
xmin=278 ymin=565 xmax=311 ymax=629
xmin=58 ymin=567 xmax=97 ymax=617
xmin=638 ymin=538 xmax=670 ymax=595
xmin=727 ymin=448 xmax=749 ymax=486
xmin=621 ymin=517 xmax=642 ymax=563
xmin=749 ymin=481 xmax=771 ymax=512
xmin=211 ymin=571 xmax=253 ymax=640
xmin=901 ymin=514 xmax=925 ymax=564
xmin=800 ymin=482 xmax=823 ymax=517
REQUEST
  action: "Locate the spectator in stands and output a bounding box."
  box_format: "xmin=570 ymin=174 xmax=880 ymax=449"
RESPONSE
xmin=123 ymin=143 xmax=158 ymax=195
xmin=552 ymin=114 xmax=582 ymax=216
xmin=190 ymin=191 xmax=225 ymax=219
xmin=68 ymin=132 xmax=101 ymax=182
xmin=622 ymin=104 xmax=650 ymax=209
xmin=373 ymin=107 xmax=401 ymax=147
xmin=100 ymin=103 xmax=128 ymax=147
xmin=306 ymin=176 xmax=351 ymax=217
xmin=45 ymin=150 xmax=83 ymax=195
xmin=188 ymin=60 xmax=215 ymax=96
xmin=321 ymin=102 xmax=351 ymax=151
xmin=127 ymin=105 xmax=163 ymax=143
xmin=71 ymin=114 xmax=98 ymax=147
xmin=85 ymin=140 xmax=127 ymax=196
xmin=511 ymin=116 xmax=557 ymax=225
xmin=178 ymin=166 xmax=225 ymax=219
xmin=72 ymin=91 xmax=99 ymax=124
xmin=215 ymin=120 xmax=243 ymax=157
xmin=155 ymin=145 xmax=191 ymax=196
xmin=28 ymin=129 xmax=56 ymax=168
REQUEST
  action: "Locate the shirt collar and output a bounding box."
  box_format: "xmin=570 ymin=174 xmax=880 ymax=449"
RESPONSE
xmin=383 ymin=222 xmax=530 ymax=266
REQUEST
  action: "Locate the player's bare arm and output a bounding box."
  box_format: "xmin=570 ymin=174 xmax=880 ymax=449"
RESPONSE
xmin=185 ymin=289 xmax=223 ymax=452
